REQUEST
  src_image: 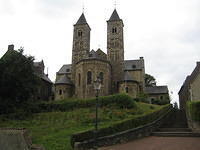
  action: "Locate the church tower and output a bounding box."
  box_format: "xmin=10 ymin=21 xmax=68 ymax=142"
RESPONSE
xmin=107 ymin=9 xmax=124 ymax=93
xmin=72 ymin=13 xmax=91 ymax=82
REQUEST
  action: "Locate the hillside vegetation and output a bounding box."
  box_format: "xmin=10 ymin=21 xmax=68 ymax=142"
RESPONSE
xmin=0 ymin=94 xmax=164 ymax=150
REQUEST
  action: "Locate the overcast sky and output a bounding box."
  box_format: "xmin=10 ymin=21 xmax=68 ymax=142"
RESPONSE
xmin=0 ymin=0 xmax=200 ymax=104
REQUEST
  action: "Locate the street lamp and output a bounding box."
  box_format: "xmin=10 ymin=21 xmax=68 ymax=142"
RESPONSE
xmin=93 ymin=76 xmax=102 ymax=149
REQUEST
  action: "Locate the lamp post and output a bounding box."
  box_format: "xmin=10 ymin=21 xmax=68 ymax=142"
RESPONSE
xmin=93 ymin=76 xmax=102 ymax=149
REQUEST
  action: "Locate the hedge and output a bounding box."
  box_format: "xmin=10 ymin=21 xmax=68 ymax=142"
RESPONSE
xmin=70 ymin=104 xmax=172 ymax=148
xmin=186 ymin=101 xmax=200 ymax=122
xmin=28 ymin=93 xmax=136 ymax=113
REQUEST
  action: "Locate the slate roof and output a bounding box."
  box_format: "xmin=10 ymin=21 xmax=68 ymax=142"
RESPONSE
xmin=76 ymin=13 xmax=87 ymax=25
xmin=124 ymin=59 xmax=144 ymax=71
xmin=124 ymin=71 xmax=134 ymax=81
xmin=145 ymin=86 xmax=169 ymax=94
xmin=55 ymin=75 xmax=73 ymax=85
xmin=57 ymin=64 xmax=72 ymax=74
xmin=108 ymin=9 xmax=121 ymax=21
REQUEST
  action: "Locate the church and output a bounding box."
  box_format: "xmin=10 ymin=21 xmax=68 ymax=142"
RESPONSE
xmin=55 ymin=9 xmax=147 ymax=100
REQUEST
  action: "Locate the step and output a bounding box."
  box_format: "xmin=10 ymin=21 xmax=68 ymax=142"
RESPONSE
xmin=152 ymin=132 xmax=200 ymax=137
xmin=157 ymin=128 xmax=192 ymax=132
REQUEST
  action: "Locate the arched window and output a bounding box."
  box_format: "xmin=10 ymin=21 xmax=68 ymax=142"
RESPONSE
xmin=87 ymin=71 xmax=92 ymax=84
xmin=112 ymin=27 xmax=117 ymax=34
xmin=59 ymin=89 xmax=62 ymax=95
xmin=78 ymin=73 xmax=81 ymax=86
xmin=125 ymin=87 xmax=129 ymax=93
xmin=78 ymin=30 xmax=82 ymax=37
xmin=99 ymin=72 xmax=104 ymax=84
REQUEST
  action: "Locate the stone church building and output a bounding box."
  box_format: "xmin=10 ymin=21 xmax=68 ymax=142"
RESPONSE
xmin=55 ymin=9 xmax=146 ymax=100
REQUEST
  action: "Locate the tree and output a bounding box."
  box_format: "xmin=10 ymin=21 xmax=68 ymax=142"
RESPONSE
xmin=0 ymin=48 xmax=39 ymax=114
xmin=145 ymin=74 xmax=156 ymax=87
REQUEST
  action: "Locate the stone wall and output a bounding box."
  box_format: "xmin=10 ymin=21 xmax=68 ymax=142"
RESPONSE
xmin=75 ymin=59 xmax=111 ymax=98
xmin=191 ymin=73 xmax=200 ymax=101
xmin=54 ymin=84 xmax=72 ymax=100
xmin=119 ymin=81 xmax=139 ymax=98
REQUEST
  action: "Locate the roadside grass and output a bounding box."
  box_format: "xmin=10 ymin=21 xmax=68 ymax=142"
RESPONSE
xmin=0 ymin=102 xmax=161 ymax=150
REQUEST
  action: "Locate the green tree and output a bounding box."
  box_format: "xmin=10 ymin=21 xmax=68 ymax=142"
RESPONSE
xmin=145 ymin=74 xmax=156 ymax=87
xmin=0 ymin=48 xmax=38 ymax=114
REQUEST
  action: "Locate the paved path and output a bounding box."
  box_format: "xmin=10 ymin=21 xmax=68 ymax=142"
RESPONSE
xmin=100 ymin=136 xmax=200 ymax=150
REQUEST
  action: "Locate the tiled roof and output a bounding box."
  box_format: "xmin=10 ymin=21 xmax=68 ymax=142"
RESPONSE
xmin=124 ymin=59 xmax=144 ymax=71
xmin=145 ymin=86 xmax=169 ymax=94
xmin=76 ymin=13 xmax=87 ymax=25
xmin=57 ymin=64 xmax=72 ymax=74
xmin=55 ymin=75 xmax=72 ymax=85
xmin=108 ymin=9 xmax=121 ymax=21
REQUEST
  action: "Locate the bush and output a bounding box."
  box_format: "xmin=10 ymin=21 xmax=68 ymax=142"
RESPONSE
xmin=151 ymin=99 xmax=170 ymax=105
xmin=186 ymin=101 xmax=200 ymax=122
xmin=29 ymin=93 xmax=136 ymax=113
xmin=70 ymin=104 xmax=172 ymax=147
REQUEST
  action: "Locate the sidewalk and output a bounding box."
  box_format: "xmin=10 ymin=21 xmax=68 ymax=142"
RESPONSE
xmin=100 ymin=136 xmax=200 ymax=150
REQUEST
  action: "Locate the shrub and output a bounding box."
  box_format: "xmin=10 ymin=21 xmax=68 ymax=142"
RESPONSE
xmin=186 ymin=101 xmax=200 ymax=122
xmin=70 ymin=104 xmax=172 ymax=147
xmin=29 ymin=93 xmax=136 ymax=113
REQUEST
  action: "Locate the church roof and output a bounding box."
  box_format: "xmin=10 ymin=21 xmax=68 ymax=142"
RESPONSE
xmin=76 ymin=13 xmax=88 ymax=25
xmin=124 ymin=59 xmax=144 ymax=71
xmin=145 ymin=86 xmax=169 ymax=94
xmin=108 ymin=9 xmax=121 ymax=21
xmin=55 ymin=75 xmax=72 ymax=85
xmin=57 ymin=64 xmax=72 ymax=74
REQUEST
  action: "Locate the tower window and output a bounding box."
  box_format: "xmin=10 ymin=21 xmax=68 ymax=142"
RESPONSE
xmin=99 ymin=72 xmax=104 ymax=84
xmin=112 ymin=27 xmax=117 ymax=34
xmin=78 ymin=30 xmax=83 ymax=37
xmin=87 ymin=71 xmax=92 ymax=84
xmin=78 ymin=73 xmax=81 ymax=86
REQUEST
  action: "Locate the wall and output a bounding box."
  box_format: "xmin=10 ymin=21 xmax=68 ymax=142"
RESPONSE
xmin=55 ymin=84 xmax=72 ymax=100
xmin=119 ymin=82 xmax=139 ymax=98
xmin=75 ymin=59 xmax=111 ymax=98
xmin=191 ymin=73 xmax=200 ymax=101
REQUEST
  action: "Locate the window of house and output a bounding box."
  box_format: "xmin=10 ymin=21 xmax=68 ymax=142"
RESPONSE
xmin=59 ymin=89 xmax=62 ymax=95
xmin=132 ymin=65 xmax=136 ymax=68
xmin=160 ymin=96 xmax=163 ymax=100
xmin=125 ymin=87 xmax=129 ymax=93
xmin=99 ymin=72 xmax=104 ymax=84
xmin=66 ymin=69 xmax=70 ymax=72
xmin=87 ymin=71 xmax=92 ymax=84
xmin=78 ymin=30 xmax=82 ymax=37
xmin=78 ymin=73 xmax=81 ymax=86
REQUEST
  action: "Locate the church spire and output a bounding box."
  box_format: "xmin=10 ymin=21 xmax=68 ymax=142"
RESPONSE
xmin=75 ymin=13 xmax=88 ymax=25
xmin=108 ymin=9 xmax=121 ymax=21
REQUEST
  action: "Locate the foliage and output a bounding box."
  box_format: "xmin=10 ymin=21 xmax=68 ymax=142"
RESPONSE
xmin=186 ymin=101 xmax=200 ymax=122
xmin=151 ymin=98 xmax=170 ymax=105
xmin=0 ymin=102 xmax=162 ymax=150
xmin=0 ymin=48 xmax=39 ymax=114
xmin=145 ymin=74 xmax=156 ymax=87
xmin=71 ymin=104 xmax=172 ymax=147
xmin=29 ymin=94 xmax=136 ymax=113
xmin=134 ymin=93 xmax=149 ymax=103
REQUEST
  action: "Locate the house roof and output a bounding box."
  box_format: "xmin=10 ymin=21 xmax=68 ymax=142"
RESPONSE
xmin=57 ymin=64 xmax=72 ymax=74
xmin=124 ymin=59 xmax=144 ymax=71
xmin=55 ymin=75 xmax=73 ymax=85
xmin=108 ymin=9 xmax=121 ymax=21
xmin=33 ymin=60 xmax=44 ymax=68
xmin=145 ymin=86 xmax=169 ymax=94
xmin=75 ymin=13 xmax=88 ymax=25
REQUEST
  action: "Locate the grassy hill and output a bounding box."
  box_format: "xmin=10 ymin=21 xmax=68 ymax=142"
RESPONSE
xmin=0 ymin=95 xmax=163 ymax=150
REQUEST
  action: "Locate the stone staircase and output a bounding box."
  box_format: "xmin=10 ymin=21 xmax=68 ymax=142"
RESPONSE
xmin=152 ymin=109 xmax=200 ymax=137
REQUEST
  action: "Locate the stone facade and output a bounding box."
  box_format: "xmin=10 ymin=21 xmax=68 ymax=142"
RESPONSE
xmin=179 ymin=62 xmax=200 ymax=110
xmin=54 ymin=9 xmax=159 ymax=100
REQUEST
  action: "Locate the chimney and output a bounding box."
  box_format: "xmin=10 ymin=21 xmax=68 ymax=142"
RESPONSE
xmin=8 ymin=44 xmax=14 ymax=51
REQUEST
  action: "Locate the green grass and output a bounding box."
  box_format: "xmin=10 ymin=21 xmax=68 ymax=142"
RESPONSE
xmin=0 ymin=102 xmax=161 ymax=150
